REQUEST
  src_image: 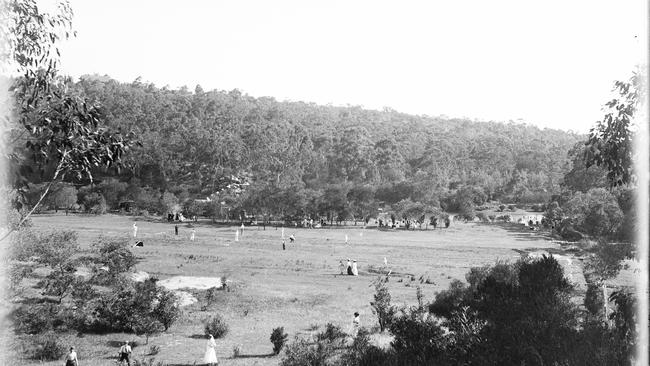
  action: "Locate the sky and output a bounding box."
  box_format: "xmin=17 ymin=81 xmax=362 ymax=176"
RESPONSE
xmin=51 ymin=0 xmax=647 ymax=134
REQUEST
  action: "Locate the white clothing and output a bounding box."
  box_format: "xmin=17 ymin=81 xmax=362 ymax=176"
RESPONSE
xmin=132 ymin=223 xmax=138 ymax=238
xmin=119 ymin=344 xmax=132 ymax=354
xmin=66 ymin=350 xmax=78 ymax=361
xmin=190 ymin=230 xmax=195 ymax=241
xmin=351 ymin=315 xmax=361 ymax=336
xmin=351 ymin=262 xmax=359 ymax=276
xmin=203 ymin=338 xmax=218 ymax=364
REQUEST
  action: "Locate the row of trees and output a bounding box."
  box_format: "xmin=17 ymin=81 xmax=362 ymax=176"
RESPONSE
xmin=10 ymin=74 xmax=583 ymax=221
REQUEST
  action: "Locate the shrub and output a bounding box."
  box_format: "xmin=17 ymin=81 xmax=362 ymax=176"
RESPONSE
xmin=204 ymin=314 xmax=229 ymax=339
xmin=203 ymin=286 xmax=219 ymax=310
xmin=280 ymin=338 xmax=331 ymax=366
xmin=429 ymin=279 xmax=469 ymax=318
xmin=563 ymin=188 xmax=624 ymax=238
xmin=585 ymin=282 xmax=605 ymax=318
xmin=84 ymin=192 xmax=107 ymax=214
xmin=370 ymin=277 xmax=395 ymax=332
xmin=315 ymin=323 xmax=346 ymax=343
xmin=30 ymin=334 xmax=66 ymax=361
xmin=341 ymin=327 xmax=391 ymax=366
xmin=134 ymin=318 xmax=165 ymax=345
xmin=94 ymin=237 xmax=137 ymax=280
xmin=152 ymin=289 xmax=181 ymax=331
xmin=148 ymin=345 xmax=160 ymax=356
xmin=476 ymin=212 xmax=489 ymax=222
xmin=271 ymin=327 xmax=289 ymax=354
xmin=389 ymin=309 xmax=448 ymax=364
xmin=12 ymin=303 xmax=60 ymax=334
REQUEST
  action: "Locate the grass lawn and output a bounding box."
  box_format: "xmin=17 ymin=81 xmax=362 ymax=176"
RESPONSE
xmin=8 ymin=213 xmax=589 ymax=365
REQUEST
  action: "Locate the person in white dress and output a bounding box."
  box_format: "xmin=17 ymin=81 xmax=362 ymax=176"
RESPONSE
xmin=132 ymin=222 xmax=138 ymax=238
xmin=351 ymin=260 xmax=359 ymax=276
xmin=203 ymin=334 xmax=218 ymax=365
xmin=350 ymin=312 xmax=361 ymax=337
xmin=190 ymin=228 xmax=195 ymax=241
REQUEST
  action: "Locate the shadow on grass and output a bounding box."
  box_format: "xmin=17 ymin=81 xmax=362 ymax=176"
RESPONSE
xmin=14 ymin=296 xmax=60 ymax=305
xmin=189 ymin=334 xmax=208 ymax=339
xmin=233 ymin=352 xmax=276 ymax=359
xmin=106 ymin=340 xmax=141 ymax=348
xmin=485 ymin=222 xmax=556 ymax=242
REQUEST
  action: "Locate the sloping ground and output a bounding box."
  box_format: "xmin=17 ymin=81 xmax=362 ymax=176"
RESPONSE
xmin=9 ymin=213 xmax=622 ymax=366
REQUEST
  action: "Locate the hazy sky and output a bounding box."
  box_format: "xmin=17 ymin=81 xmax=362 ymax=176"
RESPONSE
xmin=53 ymin=0 xmax=646 ymax=133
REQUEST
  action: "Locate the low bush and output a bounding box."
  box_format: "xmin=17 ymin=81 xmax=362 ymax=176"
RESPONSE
xmin=30 ymin=334 xmax=66 ymax=361
xmin=204 ymin=314 xmax=229 ymax=339
xmin=94 ymin=237 xmax=137 ymax=279
xmin=476 ymin=212 xmax=489 ymax=222
xmin=271 ymin=326 xmax=289 ymax=354
xmin=148 ymin=345 xmax=160 ymax=356
xmin=341 ymin=327 xmax=391 ymax=366
xmin=12 ymin=303 xmax=60 ymax=334
xmin=315 ymin=323 xmax=346 ymax=343
xmin=280 ymin=338 xmax=331 ymax=366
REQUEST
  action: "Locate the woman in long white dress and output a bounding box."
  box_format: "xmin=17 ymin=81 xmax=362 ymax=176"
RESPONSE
xmin=203 ymin=334 xmax=218 ymax=365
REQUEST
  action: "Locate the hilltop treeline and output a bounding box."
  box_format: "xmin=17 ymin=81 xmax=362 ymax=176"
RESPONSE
xmin=23 ymin=75 xmax=582 ymax=219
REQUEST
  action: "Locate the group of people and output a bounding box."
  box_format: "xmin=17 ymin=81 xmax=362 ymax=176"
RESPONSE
xmin=345 ymin=258 xmax=359 ymax=276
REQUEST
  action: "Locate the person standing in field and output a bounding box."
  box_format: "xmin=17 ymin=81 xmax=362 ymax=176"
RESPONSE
xmin=351 ymin=260 xmax=359 ymax=276
xmin=118 ymin=341 xmax=132 ymax=365
xmin=240 ymin=223 xmax=245 ymax=237
xmin=282 ymin=239 xmax=286 ymax=250
xmin=350 ymin=312 xmax=361 ymax=337
xmin=132 ymin=222 xmax=138 ymax=238
xmin=203 ymin=334 xmax=218 ymax=365
xmin=175 ymin=224 xmax=179 ymax=236
xmin=347 ymin=259 xmax=353 ymax=275
xmin=65 ymin=347 xmax=78 ymax=366
xmin=190 ymin=228 xmax=195 ymax=241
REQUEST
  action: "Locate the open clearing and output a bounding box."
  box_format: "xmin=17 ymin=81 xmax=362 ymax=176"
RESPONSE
xmin=11 ymin=213 xmax=588 ymax=365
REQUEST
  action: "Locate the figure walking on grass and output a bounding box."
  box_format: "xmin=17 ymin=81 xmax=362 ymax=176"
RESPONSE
xmin=190 ymin=228 xmax=195 ymax=241
xmin=118 ymin=341 xmax=132 ymax=366
xmin=351 ymin=260 xmax=359 ymax=276
xmin=347 ymin=259 xmax=353 ymax=275
xmin=204 ymin=334 xmax=218 ymax=366
xmin=350 ymin=312 xmax=361 ymax=337
xmin=65 ymin=347 xmax=78 ymax=366
xmin=132 ymin=222 xmax=138 ymax=238
xmin=282 ymin=239 xmax=286 ymax=250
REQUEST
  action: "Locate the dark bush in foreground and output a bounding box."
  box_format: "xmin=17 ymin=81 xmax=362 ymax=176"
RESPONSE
xmin=204 ymin=314 xmax=229 ymax=339
xmin=341 ymin=327 xmax=392 ymax=366
xmin=270 ymin=326 xmax=289 ymax=354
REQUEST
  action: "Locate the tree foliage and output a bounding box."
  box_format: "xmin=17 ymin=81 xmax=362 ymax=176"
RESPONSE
xmin=584 ymin=71 xmax=646 ymax=187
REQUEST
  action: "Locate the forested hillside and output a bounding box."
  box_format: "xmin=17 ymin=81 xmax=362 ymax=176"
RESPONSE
xmin=21 ymin=75 xmax=582 ymax=220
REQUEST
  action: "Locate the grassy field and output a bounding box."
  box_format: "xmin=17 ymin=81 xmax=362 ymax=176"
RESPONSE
xmin=10 ymin=213 xmax=586 ymax=365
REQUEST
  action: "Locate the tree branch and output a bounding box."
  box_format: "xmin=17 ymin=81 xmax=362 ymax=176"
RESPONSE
xmin=0 ymin=153 xmax=66 ymax=242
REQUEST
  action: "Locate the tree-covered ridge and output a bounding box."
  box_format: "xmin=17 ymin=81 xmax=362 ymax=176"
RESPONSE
xmin=67 ymin=75 xmax=580 ymax=215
